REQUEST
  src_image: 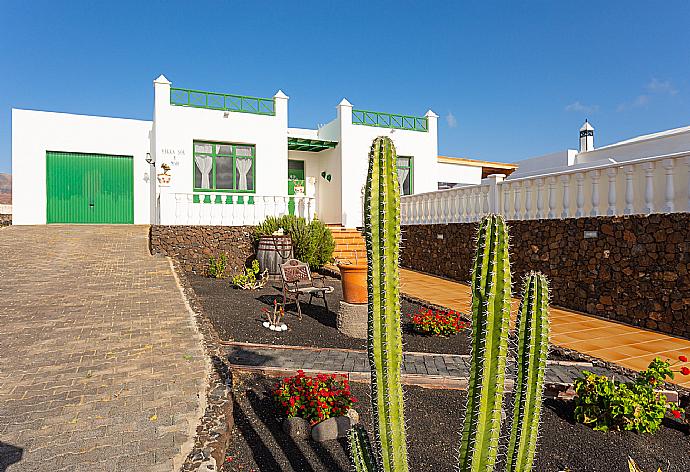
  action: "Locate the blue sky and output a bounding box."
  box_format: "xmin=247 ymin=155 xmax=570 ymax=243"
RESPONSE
xmin=1 ymin=1 xmax=689 ymax=174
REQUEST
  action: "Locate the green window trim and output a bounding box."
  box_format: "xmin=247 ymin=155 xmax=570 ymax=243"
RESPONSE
xmin=397 ymin=156 xmax=414 ymax=195
xmin=352 ymin=109 xmax=428 ymax=132
xmin=193 ymin=141 xmax=256 ymax=194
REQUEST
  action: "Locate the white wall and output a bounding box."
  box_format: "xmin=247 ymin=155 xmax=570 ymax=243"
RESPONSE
xmin=152 ymin=78 xmax=288 ymax=222
xmin=336 ymin=102 xmax=438 ymax=228
xmin=508 ymin=150 xmax=577 ymax=179
xmin=576 ymin=128 xmax=690 ymax=165
xmin=11 ymin=109 xmax=152 ymax=225
xmin=436 ymin=162 xmax=482 ymax=186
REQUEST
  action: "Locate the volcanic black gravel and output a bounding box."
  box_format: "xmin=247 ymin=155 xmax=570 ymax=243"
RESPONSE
xmin=223 ymin=373 xmax=690 ymax=472
xmin=189 ymin=274 xmax=471 ymax=354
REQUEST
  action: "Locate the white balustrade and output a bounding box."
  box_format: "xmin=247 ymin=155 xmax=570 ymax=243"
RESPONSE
xmin=590 ymin=170 xmax=601 ymax=217
xmin=400 ymin=150 xmax=690 ymax=225
xmin=643 ymin=162 xmax=655 ymax=214
xmin=547 ymin=177 xmax=557 ymax=219
xmin=575 ymin=173 xmax=585 ymax=217
xmin=623 ymin=165 xmax=634 ymax=215
xmin=513 ymin=182 xmax=521 ymax=220
xmin=159 ymin=193 xmax=315 ymax=226
xmin=662 ymin=159 xmax=674 ymax=212
xmin=560 ymin=174 xmax=570 ymax=218
xmin=606 ymin=168 xmax=617 ymax=216
xmin=536 ymin=178 xmax=544 ymax=219
xmin=524 ymin=181 xmax=532 ymax=219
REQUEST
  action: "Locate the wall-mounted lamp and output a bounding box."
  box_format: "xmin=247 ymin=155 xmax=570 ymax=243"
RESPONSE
xmin=145 ymin=152 xmax=155 ymax=165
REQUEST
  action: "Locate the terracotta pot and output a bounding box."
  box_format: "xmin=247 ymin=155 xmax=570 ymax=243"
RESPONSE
xmin=338 ymin=263 xmax=367 ymax=304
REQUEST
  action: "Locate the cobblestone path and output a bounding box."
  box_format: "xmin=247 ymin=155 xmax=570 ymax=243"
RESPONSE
xmin=224 ymin=342 xmax=621 ymax=390
xmin=0 ymin=226 xmax=207 ymax=472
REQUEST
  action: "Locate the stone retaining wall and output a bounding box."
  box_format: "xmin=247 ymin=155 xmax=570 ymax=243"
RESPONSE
xmin=401 ymin=214 xmax=690 ymax=339
xmin=150 ymin=225 xmax=255 ymax=275
xmin=0 ymin=214 xmax=11 ymax=226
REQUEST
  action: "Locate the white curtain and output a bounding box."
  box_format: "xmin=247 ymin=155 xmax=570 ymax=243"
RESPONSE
xmin=236 ymin=158 xmax=252 ymax=191
xmin=397 ymin=168 xmax=410 ymax=194
xmin=195 ymin=156 xmax=213 ymax=189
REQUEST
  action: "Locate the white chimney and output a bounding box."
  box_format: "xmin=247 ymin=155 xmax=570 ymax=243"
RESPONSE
xmin=579 ymin=119 xmax=594 ymax=152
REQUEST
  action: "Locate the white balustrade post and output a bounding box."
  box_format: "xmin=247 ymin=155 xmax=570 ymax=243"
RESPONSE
xmin=623 ymin=165 xmax=634 ymax=214
xmin=524 ymin=181 xmax=532 ymax=219
xmin=590 ymin=170 xmax=601 ymax=217
xmin=662 ymin=159 xmax=675 ymax=212
xmin=462 ymin=192 xmax=470 ymax=222
xmin=440 ymin=192 xmax=447 ymax=224
xmin=486 ymin=174 xmax=505 ymax=215
xmin=474 ymin=187 xmax=481 ymax=221
xmin=503 ymin=183 xmax=511 ymax=219
xmin=535 ymin=178 xmax=544 ymax=219
xmin=606 ymin=168 xmax=617 ymax=216
xmin=560 ymin=174 xmax=571 ymax=218
xmin=643 ymin=162 xmax=655 ymax=214
xmin=547 ymin=176 xmax=557 ymax=219
xmin=575 ymin=173 xmax=585 ymax=217
xmin=513 ymin=182 xmax=521 ymax=220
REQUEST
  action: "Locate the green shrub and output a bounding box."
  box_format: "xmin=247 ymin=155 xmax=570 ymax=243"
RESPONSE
xmin=208 ymin=253 xmax=228 ymax=278
xmin=254 ymin=215 xmax=334 ymax=270
xmin=573 ymin=357 xmax=677 ymax=433
xmin=231 ymin=260 xmax=267 ymax=289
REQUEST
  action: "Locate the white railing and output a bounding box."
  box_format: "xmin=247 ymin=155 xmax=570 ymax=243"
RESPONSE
xmin=0 ymin=204 xmax=11 ymax=215
xmin=159 ymin=192 xmax=315 ymax=226
xmin=402 ymin=151 xmax=690 ymax=224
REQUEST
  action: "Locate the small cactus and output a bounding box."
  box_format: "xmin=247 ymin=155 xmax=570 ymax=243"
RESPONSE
xmin=506 ymin=272 xmax=550 ymax=472
xmin=457 ymin=214 xmax=512 ymax=472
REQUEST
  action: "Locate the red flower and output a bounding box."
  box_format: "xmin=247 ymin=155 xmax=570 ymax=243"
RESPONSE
xmin=679 ymin=355 xmax=688 ymax=362
xmin=681 ymin=367 xmax=690 ymax=376
xmin=671 ymin=409 xmax=682 ymax=419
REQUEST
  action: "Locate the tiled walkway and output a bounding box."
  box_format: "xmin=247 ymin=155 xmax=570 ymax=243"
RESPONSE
xmin=0 ymin=226 xmax=207 ymax=472
xmin=223 ymin=342 xmax=613 ymax=392
xmin=400 ymin=269 xmax=690 ymax=388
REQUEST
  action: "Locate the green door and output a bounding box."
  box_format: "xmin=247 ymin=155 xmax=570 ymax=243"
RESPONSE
xmin=287 ymin=159 xmax=305 ymax=216
xmin=46 ymin=151 xmax=134 ymax=224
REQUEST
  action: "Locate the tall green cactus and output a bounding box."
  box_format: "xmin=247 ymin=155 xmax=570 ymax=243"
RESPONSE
xmin=348 ymin=138 xmax=551 ymax=472
xmin=364 ymin=135 xmax=408 ymax=472
xmin=506 ymin=272 xmax=550 ymax=472
xmin=458 ymin=215 xmax=512 ymax=472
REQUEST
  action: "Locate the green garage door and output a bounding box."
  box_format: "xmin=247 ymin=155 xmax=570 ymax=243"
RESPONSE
xmin=46 ymin=151 xmax=134 ymax=224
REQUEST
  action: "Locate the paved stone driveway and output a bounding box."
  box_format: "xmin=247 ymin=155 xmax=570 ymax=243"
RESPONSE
xmin=0 ymin=226 xmax=207 ymax=472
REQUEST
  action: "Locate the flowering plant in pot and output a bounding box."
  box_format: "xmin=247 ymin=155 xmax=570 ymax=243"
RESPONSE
xmin=273 ymin=370 xmax=357 ymax=425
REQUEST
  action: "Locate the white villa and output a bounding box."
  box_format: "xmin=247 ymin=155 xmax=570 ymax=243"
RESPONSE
xmin=11 ymin=75 xmax=515 ymax=227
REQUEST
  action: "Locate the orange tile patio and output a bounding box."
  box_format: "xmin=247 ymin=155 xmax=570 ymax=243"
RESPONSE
xmin=400 ymin=269 xmax=690 ymax=388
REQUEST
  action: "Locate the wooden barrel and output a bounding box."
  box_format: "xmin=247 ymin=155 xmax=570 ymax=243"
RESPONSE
xmin=257 ymin=235 xmax=294 ymax=276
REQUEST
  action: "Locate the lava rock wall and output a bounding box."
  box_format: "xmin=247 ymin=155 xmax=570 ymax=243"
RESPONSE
xmin=401 ymin=214 xmax=690 ymax=339
xmin=150 ymin=225 xmax=255 ymax=275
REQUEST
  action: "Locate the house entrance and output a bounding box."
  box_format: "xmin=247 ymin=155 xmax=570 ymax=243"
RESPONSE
xmin=287 ymin=160 xmax=305 ymax=216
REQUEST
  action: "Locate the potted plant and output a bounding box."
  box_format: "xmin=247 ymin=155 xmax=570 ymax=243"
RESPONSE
xmin=157 ymin=163 xmax=172 ymax=186
xmin=337 ymin=252 xmax=367 ymax=305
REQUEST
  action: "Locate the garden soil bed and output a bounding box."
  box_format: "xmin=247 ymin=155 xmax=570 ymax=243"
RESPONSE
xmin=223 ymin=372 xmax=690 ymax=472
xmin=189 ymin=274 xmax=471 ymax=354
xmin=189 ymin=274 xmax=581 ymax=361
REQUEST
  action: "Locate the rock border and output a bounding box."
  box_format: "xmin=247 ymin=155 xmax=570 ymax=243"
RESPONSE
xmin=172 ymin=260 xmax=235 ymax=472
